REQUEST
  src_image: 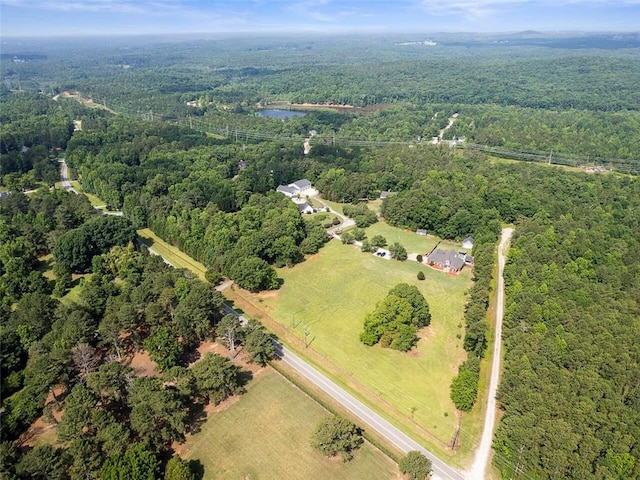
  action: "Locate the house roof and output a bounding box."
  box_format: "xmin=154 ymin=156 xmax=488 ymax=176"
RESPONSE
xmin=426 ymin=248 xmax=467 ymax=270
xmin=463 ymin=236 xmax=474 ymax=244
xmin=276 ymin=185 xmax=296 ymax=195
xmin=380 ymin=190 xmax=390 ymax=199
xmin=292 ymin=179 xmax=312 ymax=190
xmin=416 ymin=229 xmax=427 ymax=235
xmin=297 ymin=202 xmax=313 ymax=211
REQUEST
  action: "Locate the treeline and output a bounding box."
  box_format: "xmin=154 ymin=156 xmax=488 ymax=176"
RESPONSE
xmin=0 ymin=189 xmax=96 ymax=305
xmin=65 ymin=116 xmax=329 ymax=290
xmin=148 ymin=192 xmax=328 ymax=291
xmin=5 ymin=35 xmax=640 ymax=166
xmin=0 ymin=92 xmax=78 ymax=190
xmin=494 ymin=193 xmax=640 ymax=478
xmin=378 ymin=154 xmax=640 ymax=477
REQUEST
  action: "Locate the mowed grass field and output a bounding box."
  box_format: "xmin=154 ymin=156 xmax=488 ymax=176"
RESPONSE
xmin=137 ymin=228 xmax=207 ymax=281
xmin=239 ymin=229 xmax=472 ymax=448
xmin=364 ymin=222 xmax=439 ymax=255
xmin=178 ymin=369 xmax=397 ymax=480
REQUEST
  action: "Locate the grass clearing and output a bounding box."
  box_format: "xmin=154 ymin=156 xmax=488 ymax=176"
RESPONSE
xmin=60 ymin=275 xmax=90 ymax=305
xmin=177 ymin=369 xmax=397 ymax=480
xmin=364 ymin=220 xmax=461 ymax=256
xmin=137 ymin=228 xmax=207 ymax=281
xmin=36 ymin=254 xmax=56 ymax=281
xmin=234 ymin=237 xmax=473 ymax=460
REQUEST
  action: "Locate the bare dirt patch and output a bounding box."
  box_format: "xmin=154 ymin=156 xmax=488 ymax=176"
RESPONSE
xmin=61 ymin=91 xmax=117 ymax=114
xmin=19 ymin=387 xmax=66 ymax=447
xmin=419 ymin=325 xmax=435 ymax=340
xmin=256 ymin=290 xmax=279 ymax=300
xmin=127 ymin=350 xmax=158 ymax=377
xmin=19 ymin=417 xmax=58 ymax=447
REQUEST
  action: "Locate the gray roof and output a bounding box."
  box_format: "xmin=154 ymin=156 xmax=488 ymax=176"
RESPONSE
xmin=426 ymin=248 xmax=467 ymax=270
xmin=416 ymin=229 xmax=427 ymax=235
xmin=380 ymin=190 xmax=390 ymax=199
xmin=292 ymin=179 xmax=312 ymax=190
xmin=463 ymin=236 xmax=474 ymax=244
xmin=276 ymin=185 xmax=296 ymax=195
xmin=297 ymin=202 xmax=312 ymax=211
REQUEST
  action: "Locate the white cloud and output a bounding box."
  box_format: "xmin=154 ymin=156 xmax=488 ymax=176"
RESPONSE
xmin=418 ymin=0 xmax=640 ymax=17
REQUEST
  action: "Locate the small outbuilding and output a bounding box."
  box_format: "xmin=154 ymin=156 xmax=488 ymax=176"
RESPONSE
xmin=416 ymin=229 xmax=427 ymax=236
xmin=462 ymin=236 xmax=474 ymax=250
xmin=297 ymin=202 xmax=314 ymax=214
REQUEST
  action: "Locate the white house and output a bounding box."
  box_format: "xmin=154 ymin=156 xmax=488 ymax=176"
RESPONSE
xmin=276 ymin=179 xmax=314 ymax=198
xmin=462 ymin=236 xmax=474 ymax=250
xmin=297 ymin=202 xmax=314 ymax=214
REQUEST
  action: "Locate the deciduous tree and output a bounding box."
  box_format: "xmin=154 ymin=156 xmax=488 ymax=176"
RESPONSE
xmin=399 ymin=451 xmax=432 ymax=479
xmin=311 ymin=415 xmax=363 ymax=462
xmin=190 ymin=353 xmax=243 ymax=405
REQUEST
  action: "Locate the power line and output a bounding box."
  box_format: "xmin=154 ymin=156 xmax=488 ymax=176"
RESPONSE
xmin=91 ymin=98 xmax=640 ymax=174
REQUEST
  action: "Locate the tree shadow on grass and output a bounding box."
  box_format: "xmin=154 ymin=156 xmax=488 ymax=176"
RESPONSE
xmin=189 ymin=459 xmax=205 ymax=480
xmin=238 ymin=369 xmax=254 ymax=388
xmin=184 ymin=402 xmax=208 ymax=436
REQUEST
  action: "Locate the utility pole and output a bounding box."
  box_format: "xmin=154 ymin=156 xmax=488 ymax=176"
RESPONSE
xmin=303 ymin=325 xmax=311 ymax=348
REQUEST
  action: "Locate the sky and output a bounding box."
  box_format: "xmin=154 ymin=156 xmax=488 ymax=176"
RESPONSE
xmin=1 ymin=0 xmax=639 ymax=37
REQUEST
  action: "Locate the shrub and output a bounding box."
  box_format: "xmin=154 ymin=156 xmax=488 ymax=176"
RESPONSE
xmin=417 ymin=271 xmax=425 ymax=280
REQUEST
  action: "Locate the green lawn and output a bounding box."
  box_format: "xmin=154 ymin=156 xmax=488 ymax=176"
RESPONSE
xmin=179 ymin=369 xmax=397 ymax=480
xmin=242 ymin=237 xmax=472 ymax=450
xmin=137 ymin=228 xmax=207 ymax=281
xmin=364 ymin=221 xmax=461 ymax=256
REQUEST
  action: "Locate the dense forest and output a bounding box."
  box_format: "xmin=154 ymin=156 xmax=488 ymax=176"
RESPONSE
xmin=0 ymin=188 xmax=276 ymax=479
xmin=2 ymin=33 xmax=640 ymax=167
xmin=1 ymin=32 xmax=639 ymax=479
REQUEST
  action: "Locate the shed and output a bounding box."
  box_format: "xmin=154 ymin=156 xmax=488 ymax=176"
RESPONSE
xmin=297 ymin=202 xmax=314 ymax=214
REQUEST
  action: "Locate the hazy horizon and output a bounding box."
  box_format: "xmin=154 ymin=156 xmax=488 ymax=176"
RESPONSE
xmin=2 ymin=0 xmax=640 ymax=38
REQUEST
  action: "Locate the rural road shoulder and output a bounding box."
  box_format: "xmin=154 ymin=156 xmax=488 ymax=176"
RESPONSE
xmin=62 ymin=158 xmax=465 ymax=479
xmin=219 ymin=296 xmax=465 ymax=480
xmin=277 ymin=344 xmax=465 ymax=480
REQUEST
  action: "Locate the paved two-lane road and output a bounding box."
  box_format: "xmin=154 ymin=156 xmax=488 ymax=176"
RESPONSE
xmin=216 ymin=282 xmax=464 ymax=480
xmin=66 ymin=150 xmax=466 ymax=478
xmin=278 ymin=344 xmax=466 ymax=480
xmin=58 ymin=159 xmax=78 ymax=194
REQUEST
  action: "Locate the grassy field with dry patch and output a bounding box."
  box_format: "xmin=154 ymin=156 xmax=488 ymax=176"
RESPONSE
xmin=177 ymin=369 xmax=398 ymax=480
xmin=231 ymin=234 xmax=473 ymax=459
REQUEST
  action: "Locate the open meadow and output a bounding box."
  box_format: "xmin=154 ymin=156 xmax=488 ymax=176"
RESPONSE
xmin=233 ymin=230 xmax=473 ymax=450
xmin=177 ymin=369 xmax=397 ymax=480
